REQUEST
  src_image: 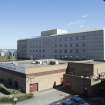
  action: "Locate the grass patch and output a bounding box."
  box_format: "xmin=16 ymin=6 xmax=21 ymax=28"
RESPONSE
xmin=0 ymin=93 xmax=33 ymax=103
xmin=0 ymin=84 xmax=33 ymax=103
xmin=0 ymin=84 xmax=11 ymax=95
xmin=0 ymin=56 xmax=16 ymax=62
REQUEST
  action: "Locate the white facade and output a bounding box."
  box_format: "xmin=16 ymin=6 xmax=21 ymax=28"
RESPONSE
xmin=17 ymin=29 xmax=105 ymax=60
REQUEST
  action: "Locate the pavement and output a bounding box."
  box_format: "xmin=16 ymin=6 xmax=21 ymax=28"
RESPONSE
xmin=0 ymin=88 xmax=70 ymax=105
xmin=0 ymin=92 xmax=8 ymax=97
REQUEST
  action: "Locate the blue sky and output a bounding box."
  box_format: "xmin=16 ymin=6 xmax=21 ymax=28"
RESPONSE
xmin=0 ymin=0 xmax=105 ymax=49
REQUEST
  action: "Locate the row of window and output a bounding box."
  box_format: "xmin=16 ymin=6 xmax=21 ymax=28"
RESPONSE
xmin=56 ymin=35 xmax=86 ymax=41
xmin=54 ymin=43 xmax=86 ymax=47
xmin=29 ymin=49 xmax=86 ymax=54
xmin=30 ymin=49 xmax=45 ymax=53
xmin=21 ymin=36 xmax=86 ymax=47
xmin=28 ymin=43 xmax=86 ymax=50
xmin=54 ymin=49 xmax=86 ymax=53
xmin=29 ymin=35 xmax=86 ymax=44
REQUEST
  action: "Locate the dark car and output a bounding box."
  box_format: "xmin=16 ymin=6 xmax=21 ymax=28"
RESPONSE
xmin=70 ymin=96 xmax=89 ymax=105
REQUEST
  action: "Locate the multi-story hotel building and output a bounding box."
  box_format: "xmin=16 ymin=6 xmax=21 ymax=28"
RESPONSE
xmin=17 ymin=28 xmax=105 ymax=60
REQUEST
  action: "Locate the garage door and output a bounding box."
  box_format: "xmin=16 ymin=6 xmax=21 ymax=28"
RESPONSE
xmin=30 ymin=83 xmax=38 ymax=92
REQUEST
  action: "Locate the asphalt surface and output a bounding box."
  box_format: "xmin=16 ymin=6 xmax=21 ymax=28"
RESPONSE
xmin=0 ymin=93 xmax=7 ymax=97
xmin=0 ymin=88 xmax=70 ymax=105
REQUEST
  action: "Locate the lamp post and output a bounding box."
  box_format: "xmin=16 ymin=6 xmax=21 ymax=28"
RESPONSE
xmin=13 ymin=97 xmax=18 ymax=105
xmin=9 ymin=94 xmax=18 ymax=105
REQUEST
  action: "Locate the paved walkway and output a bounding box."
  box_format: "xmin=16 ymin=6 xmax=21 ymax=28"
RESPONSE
xmin=0 ymin=93 xmax=7 ymax=97
xmin=0 ymin=89 xmax=70 ymax=105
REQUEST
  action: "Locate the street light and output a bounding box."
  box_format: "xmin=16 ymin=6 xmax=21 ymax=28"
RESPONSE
xmin=9 ymin=94 xmax=18 ymax=105
xmin=13 ymin=97 xmax=18 ymax=105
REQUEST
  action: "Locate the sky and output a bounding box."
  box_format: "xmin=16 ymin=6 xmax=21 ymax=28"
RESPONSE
xmin=0 ymin=0 xmax=105 ymax=49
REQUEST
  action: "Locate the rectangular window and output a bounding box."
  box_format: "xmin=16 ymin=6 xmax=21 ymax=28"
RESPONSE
xmin=64 ymin=49 xmax=68 ymax=53
xmin=65 ymin=44 xmax=67 ymax=47
xmin=76 ymin=44 xmax=79 ymax=47
xmin=82 ymin=36 xmax=86 ymax=40
xmin=75 ymin=49 xmax=79 ymax=53
xmin=82 ymin=43 xmax=86 ymax=47
xmin=54 ymin=49 xmax=57 ymax=53
xmin=70 ymin=49 xmax=73 ymax=53
xmin=76 ymin=36 xmax=79 ymax=40
xmin=59 ymin=44 xmax=62 ymax=47
xmin=59 ymin=49 xmax=62 ymax=53
xmin=70 ymin=44 xmax=72 ymax=47
xmin=43 ymin=49 xmax=45 ymax=52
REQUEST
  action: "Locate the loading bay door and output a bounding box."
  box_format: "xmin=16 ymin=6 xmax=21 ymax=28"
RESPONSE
xmin=30 ymin=83 xmax=38 ymax=92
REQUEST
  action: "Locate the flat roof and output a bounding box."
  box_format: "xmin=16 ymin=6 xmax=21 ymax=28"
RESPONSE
xmin=18 ymin=28 xmax=105 ymax=41
xmin=69 ymin=60 xmax=105 ymax=64
xmin=0 ymin=61 xmax=67 ymax=74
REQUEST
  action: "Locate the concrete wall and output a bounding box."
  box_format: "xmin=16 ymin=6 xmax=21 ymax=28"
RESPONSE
xmin=26 ymin=72 xmax=64 ymax=93
xmin=93 ymin=63 xmax=105 ymax=78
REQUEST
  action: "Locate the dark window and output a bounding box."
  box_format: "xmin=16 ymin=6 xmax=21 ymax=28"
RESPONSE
xmin=59 ymin=49 xmax=62 ymax=53
xmin=70 ymin=44 xmax=72 ymax=47
xmin=54 ymin=44 xmax=57 ymax=47
xmin=70 ymin=37 xmax=72 ymax=40
xmin=75 ymin=49 xmax=79 ymax=53
xmin=76 ymin=36 xmax=79 ymax=40
xmin=54 ymin=49 xmax=57 ymax=53
xmin=83 ymin=49 xmax=86 ymax=52
xmin=59 ymin=38 xmax=62 ymax=41
xmin=76 ymin=44 xmax=79 ymax=47
xmin=43 ymin=49 xmax=45 ymax=52
xmin=70 ymin=49 xmax=73 ymax=53
xmin=64 ymin=37 xmax=68 ymax=41
xmin=64 ymin=49 xmax=68 ymax=53
xmin=65 ymin=44 xmax=67 ymax=47
xmin=82 ymin=36 xmax=86 ymax=40
xmin=82 ymin=43 xmax=86 ymax=47
xmin=54 ymin=55 xmax=57 ymax=58
xmin=59 ymin=44 xmax=62 ymax=47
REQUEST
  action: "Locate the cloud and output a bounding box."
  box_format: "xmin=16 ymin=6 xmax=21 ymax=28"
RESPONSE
xmin=66 ymin=14 xmax=89 ymax=32
xmin=81 ymin=14 xmax=88 ymax=18
xmin=67 ymin=20 xmax=86 ymax=26
xmin=80 ymin=25 xmax=85 ymax=28
xmin=67 ymin=14 xmax=89 ymax=28
xmin=68 ymin=20 xmax=80 ymax=25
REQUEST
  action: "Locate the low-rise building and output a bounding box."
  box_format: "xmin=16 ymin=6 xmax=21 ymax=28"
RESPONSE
xmin=63 ymin=60 xmax=105 ymax=95
xmin=0 ymin=60 xmax=67 ymax=93
xmin=0 ymin=49 xmax=16 ymax=57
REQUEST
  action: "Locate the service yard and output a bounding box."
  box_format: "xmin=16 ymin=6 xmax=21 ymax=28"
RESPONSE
xmin=0 ymin=89 xmax=70 ymax=105
xmin=0 ymin=88 xmax=105 ymax=105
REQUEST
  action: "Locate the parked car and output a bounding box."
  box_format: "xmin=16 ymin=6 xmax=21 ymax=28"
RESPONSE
xmin=62 ymin=100 xmax=77 ymax=105
xmin=50 ymin=95 xmax=89 ymax=105
xmin=70 ymin=95 xmax=89 ymax=105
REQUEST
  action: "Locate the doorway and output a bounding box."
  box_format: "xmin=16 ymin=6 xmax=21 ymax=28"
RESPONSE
xmin=30 ymin=83 xmax=38 ymax=92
